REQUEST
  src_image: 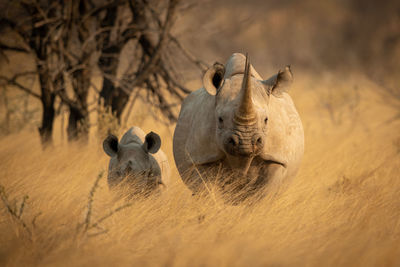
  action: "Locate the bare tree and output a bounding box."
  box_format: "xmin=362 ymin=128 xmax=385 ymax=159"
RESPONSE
xmin=0 ymin=2 xmax=59 ymax=145
xmin=97 ymin=0 xmax=207 ymax=123
xmin=0 ymin=0 xmax=205 ymax=146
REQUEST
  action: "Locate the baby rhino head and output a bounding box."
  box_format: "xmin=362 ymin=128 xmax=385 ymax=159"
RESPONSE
xmin=103 ymin=131 xmax=162 ymax=195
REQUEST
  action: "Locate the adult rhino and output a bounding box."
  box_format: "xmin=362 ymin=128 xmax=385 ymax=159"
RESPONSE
xmin=103 ymin=127 xmax=170 ymax=196
xmin=173 ymin=53 xmax=304 ymax=201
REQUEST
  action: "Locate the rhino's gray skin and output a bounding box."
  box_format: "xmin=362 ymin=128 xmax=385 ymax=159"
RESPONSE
xmin=173 ymin=53 xmax=304 ymax=200
xmin=103 ymin=127 xmax=170 ymax=195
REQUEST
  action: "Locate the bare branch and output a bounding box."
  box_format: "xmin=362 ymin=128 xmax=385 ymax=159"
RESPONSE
xmin=0 ymin=72 xmax=41 ymax=99
xmin=84 ymin=171 xmax=104 ymax=231
xmin=57 ymin=88 xmax=83 ymax=112
xmin=159 ymin=64 xmax=191 ymax=94
xmin=0 ymin=44 xmax=30 ymax=53
xmin=122 ymin=88 xmax=141 ymax=127
xmin=129 ymin=0 xmax=180 ymax=89
xmin=169 ymin=35 xmax=209 ymax=71
xmin=32 ymin=0 xmax=49 ymax=21
xmin=89 ymin=202 xmax=134 ymax=230
xmin=33 ymin=17 xmax=61 ymax=28
xmin=81 ymin=0 xmax=122 ymax=25
xmin=0 ymin=185 xmax=32 ymax=239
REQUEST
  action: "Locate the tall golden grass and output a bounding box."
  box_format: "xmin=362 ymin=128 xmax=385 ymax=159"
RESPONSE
xmin=0 ymin=72 xmax=399 ymax=266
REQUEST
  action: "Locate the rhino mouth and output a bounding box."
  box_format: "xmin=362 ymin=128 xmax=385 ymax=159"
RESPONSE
xmin=260 ymin=157 xmax=286 ymax=169
xmin=223 ymin=154 xmax=285 ymax=176
xmin=192 ymin=154 xmax=286 ymax=182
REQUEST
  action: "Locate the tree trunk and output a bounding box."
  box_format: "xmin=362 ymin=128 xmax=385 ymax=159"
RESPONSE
xmin=37 ymin=70 xmax=55 ymax=147
xmin=67 ymin=106 xmax=88 ymax=142
xmin=67 ymin=69 xmax=90 ymax=142
xmin=112 ymin=89 xmax=130 ymax=120
xmin=98 ymin=1 xmax=147 ymax=123
xmin=99 ymin=43 xmax=129 ymax=122
xmin=38 ymin=94 xmax=55 ymax=146
xmin=99 ymin=75 xmax=129 ymax=122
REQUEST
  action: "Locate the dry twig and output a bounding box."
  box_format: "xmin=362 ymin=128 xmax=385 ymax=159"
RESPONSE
xmin=0 ymin=185 xmax=32 ymax=239
xmin=83 ymin=170 xmax=105 ymax=231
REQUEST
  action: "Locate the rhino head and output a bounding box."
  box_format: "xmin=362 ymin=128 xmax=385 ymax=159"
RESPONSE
xmin=103 ymin=130 xmax=163 ymax=192
xmin=202 ymin=53 xmax=293 ymax=175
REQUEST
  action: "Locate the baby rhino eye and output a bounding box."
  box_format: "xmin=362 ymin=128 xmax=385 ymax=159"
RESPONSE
xmin=264 ymin=117 xmax=268 ymax=124
xmin=218 ymin=117 xmax=223 ymax=124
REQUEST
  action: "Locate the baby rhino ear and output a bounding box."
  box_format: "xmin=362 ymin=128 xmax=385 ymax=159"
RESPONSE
xmin=103 ymin=135 xmax=119 ymax=157
xmin=262 ymin=65 xmax=293 ymax=97
xmin=143 ymin=131 xmax=161 ymax=154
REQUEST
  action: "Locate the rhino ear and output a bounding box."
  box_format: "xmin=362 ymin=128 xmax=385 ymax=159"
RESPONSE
xmin=262 ymin=65 xmax=293 ymax=97
xmin=203 ymin=62 xmax=225 ymax=96
xmin=103 ymin=135 xmax=119 ymax=157
xmin=143 ymin=131 xmax=161 ymax=154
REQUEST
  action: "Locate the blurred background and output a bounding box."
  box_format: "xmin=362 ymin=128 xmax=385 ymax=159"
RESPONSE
xmin=0 ymin=0 xmax=399 ymax=145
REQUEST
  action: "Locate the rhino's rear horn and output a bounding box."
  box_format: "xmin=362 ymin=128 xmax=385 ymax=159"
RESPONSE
xmin=234 ymin=53 xmax=257 ymax=125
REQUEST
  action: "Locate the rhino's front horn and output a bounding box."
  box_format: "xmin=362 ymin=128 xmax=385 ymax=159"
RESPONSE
xmin=234 ymin=54 xmax=256 ymax=125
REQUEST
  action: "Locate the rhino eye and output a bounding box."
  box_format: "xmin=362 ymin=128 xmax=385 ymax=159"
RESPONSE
xmin=218 ymin=117 xmax=224 ymax=124
xmin=264 ymin=117 xmax=268 ymax=124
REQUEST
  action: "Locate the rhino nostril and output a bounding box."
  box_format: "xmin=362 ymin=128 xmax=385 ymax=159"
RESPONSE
xmin=256 ymin=137 xmax=262 ymax=145
xmin=124 ymin=165 xmax=133 ymax=175
xmin=252 ymin=134 xmax=264 ymax=150
xmin=228 ymin=137 xmax=237 ymax=146
xmin=224 ymin=135 xmax=240 ymax=155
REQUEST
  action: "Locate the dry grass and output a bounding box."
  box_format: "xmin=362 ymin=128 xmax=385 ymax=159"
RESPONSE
xmin=0 ymin=73 xmax=399 ymax=266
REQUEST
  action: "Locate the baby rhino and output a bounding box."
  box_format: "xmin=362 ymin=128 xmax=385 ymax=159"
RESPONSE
xmin=103 ymin=127 xmax=170 ymax=196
